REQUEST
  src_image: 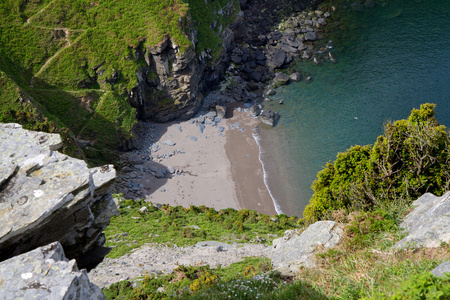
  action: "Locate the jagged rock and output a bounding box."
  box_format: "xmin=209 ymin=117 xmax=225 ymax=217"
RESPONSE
xmin=431 ymin=261 xmax=450 ymax=277
xmin=272 ymin=72 xmax=290 ymax=86
xmin=272 ymin=221 xmax=343 ymax=274
xmin=304 ymin=31 xmax=318 ymax=41
xmin=259 ymin=110 xmax=277 ymax=126
xmin=268 ymin=50 xmax=289 ymax=69
xmin=0 ymin=124 xmax=117 ymax=269
xmin=250 ymin=105 xmax=261 ymax=117
xmin=215 ymin=105 xmax=227 ymax=118
xmin=280 ymin=44 xmax=299 ymax=55
xmin=265 ymin=88 xmax=276 ymax=96
xmin=394 ymin=192 xmax=450 ymax=249
xmin=0 ymin=242 xmax=105 ymax=299
xmin=290 ymin=72 xmax=302 ymax=82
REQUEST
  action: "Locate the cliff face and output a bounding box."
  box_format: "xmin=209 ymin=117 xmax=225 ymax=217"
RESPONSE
xmin=128 ymin=38 xmax=202 ymax=122
xmin=128 ymin=4 xmax=240 ymax=123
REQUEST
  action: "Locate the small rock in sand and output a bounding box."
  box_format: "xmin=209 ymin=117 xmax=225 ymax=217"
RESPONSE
xmin=164 ymin=140 xmax=176 ymax=146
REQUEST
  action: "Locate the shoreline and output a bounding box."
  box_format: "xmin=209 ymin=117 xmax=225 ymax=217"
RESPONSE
xmin=114 ymin=106 xmax=277 ymax=215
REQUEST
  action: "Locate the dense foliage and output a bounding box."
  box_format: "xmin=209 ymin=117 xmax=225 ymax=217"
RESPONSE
xmin=304 ymin=103 xmax=450 ymax=221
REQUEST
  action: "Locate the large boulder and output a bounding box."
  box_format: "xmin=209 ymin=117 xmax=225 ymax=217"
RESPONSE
xmin=272 ymin=221 xmax=343 ymax=274
xmin=272 ymin=72 xmax=290 ymax=86
xmin=0 ymin=124 xmax=117 ymax=268
xmin=259 ymin=110 xmax=278 ymax=126
xmin=0 ymin=242 xmax=105 ymax=299
xmin=268 ymin=50 xmax=291 ymax=69
xmin=394 ymin=192 xmax=450 ymax=249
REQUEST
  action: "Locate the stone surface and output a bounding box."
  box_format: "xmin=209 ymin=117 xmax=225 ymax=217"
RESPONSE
xmin=90 ymin=242 xmax=271 ymax=288
xmin=259 ymin=110 xmax=277 ymax=126
xmin=394 ymin=192 xmax=450 ymax=248
xmin=0 ymin=242 xmax=105 ymax=299
xmin=272 ymin=72 xmax=290 ymax=86
xmin=272 ymin=221 xmax=343 ymax=274
xmin=250 ymin=105 xmax=262 ymax=117
xmin=0 ymin=124 xmax=117 ymax=268
xmin=431 ymin=261 xmax=450 ymax=277
xmin=289 ymin=72 xmax=302 ymax=82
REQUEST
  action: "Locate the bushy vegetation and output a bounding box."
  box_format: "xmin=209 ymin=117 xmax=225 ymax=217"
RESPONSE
xmin=304 ymin=103 xmax=450 ymax=221
xmin=104 ymin=196 xmax=300 ymax=258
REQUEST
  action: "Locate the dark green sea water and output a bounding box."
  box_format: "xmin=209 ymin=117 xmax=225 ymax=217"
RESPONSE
xmin=259 ymin=0 xmax=450 ymax=217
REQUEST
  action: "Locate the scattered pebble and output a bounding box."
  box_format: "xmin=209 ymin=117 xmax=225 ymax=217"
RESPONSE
xmin=164 ymin=140 xmax=176 ymax=146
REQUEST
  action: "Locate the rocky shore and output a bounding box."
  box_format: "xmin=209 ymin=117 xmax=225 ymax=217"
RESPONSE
xmin=113 ymin=0 xmax=339 ymax=215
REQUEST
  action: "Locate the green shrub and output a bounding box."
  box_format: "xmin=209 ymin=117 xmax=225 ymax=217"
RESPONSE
xmin=304 ymin=103 xmax=450 ymax=222
xmin=365 ymin=272 xmax=450 ymax=300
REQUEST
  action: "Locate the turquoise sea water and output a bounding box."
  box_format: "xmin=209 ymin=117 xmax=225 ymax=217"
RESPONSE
xmin=259 ymin=0 xmax=450 ymax=217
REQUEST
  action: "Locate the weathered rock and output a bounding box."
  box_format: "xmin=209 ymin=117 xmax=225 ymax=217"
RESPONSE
xmin=0 ymin=242 xmax=105 ymax=299
xmin=272 ymin=221 xmax=343 ymax=274
xmin=302 ymin=51 xmax=311 ymax=59
xmin=264 ymin=89 xmax=275 ymax=97
xmin=290 ymin=72 xmax=302 ymax=82
xmin=304 ymin=31 xmax=318 ymax=41
xmin=250 ymin=105 xmax=262 ymax=117
xmin=431 ymin=261 xmax=450 ymax=277
xmin=268 ymin=50 xmax=289 ymax=69
xmin=215 ymin=105 xmax=227 ymax=118
xmin=164 ymin=140 xmax=176 ymax=146
xmin=0 ymin=124 xmax=117 ymax=268
xmin=394 ymin=192 xmax=450 ymax=249
xmin=280 ymin=44 xmax=299 ymax=55
xmin=259 ymin=110 xmax=277 ymax=126
xmin=272 ymin=72 xmax=290 ymax=86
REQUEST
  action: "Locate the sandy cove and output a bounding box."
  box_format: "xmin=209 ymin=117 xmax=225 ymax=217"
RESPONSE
xmin=114 ymin=107 xmax=276 ymax=215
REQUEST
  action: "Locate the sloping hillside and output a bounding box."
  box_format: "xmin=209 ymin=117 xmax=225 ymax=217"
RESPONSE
xmin=0 ymin=0 xmax=240 ymax=162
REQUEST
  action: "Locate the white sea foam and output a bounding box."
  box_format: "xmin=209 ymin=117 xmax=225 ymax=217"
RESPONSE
xmin=252 ymin=131 xmax=283 ymax=215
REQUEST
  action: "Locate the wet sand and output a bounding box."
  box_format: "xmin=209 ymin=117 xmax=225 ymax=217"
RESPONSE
xmin=121 ymin=107 xmax=276 ymax=215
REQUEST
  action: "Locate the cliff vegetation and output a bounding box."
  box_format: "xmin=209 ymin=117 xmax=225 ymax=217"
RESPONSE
xmin=0 ymin=0 xmax=239 ymax=163
xmin=304 ymin=103 xmax=450 ymax=222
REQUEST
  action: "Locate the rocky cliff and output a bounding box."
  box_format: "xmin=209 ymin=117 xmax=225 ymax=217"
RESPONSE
xmin=0 ymin=123 xmax=117 ymax=269
xmin=0 ymin=242 xmax=105 ymax=299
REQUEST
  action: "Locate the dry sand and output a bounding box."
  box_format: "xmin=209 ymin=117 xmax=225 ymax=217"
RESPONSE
xmin=124 ymin=107 xmax=276 ymax=215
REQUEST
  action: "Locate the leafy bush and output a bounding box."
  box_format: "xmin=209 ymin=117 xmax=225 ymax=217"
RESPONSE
xmin=364 ymin=272 xmax=450 ymax=300
xmin=304 ymin=103 xmax=450 ymax=221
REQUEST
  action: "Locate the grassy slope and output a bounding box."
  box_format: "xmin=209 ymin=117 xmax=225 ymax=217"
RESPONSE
xmin=102 ymin=198 xmax=450 ymax=299
xmin=0 ymin=0 xmax=239 ymax=163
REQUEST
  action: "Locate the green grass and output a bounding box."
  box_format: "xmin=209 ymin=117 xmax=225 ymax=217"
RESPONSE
xmin=0 ymin=0 xmax=241 ymax=163
xmin=102 ymin=257 xmax=329 ymax=300
xmin=104 ymin=196 xmax=300 ymax=259
xmin=102 ymin=196 xmax=450 ymax=299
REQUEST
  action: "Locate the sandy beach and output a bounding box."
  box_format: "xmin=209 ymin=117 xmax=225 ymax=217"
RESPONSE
xmin=115 ymin=106 xmax=276 ymax=215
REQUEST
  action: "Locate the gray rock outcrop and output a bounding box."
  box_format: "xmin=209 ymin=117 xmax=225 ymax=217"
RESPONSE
xmin=431 ymin=261 xmax=450 ymax=277
xmin=0 ymin=124 xmax=117 ymax=268
xmin=394 ymin=192 xmax=450 ymax=249
xmin=272 ymin=221 xmax=343 ymax=274
xmin=0 ymin=241 xmax=105 ymax=300
xmin=259 ymin=110 xmax=278 ymax=126
xmin=272 ymin=72 xmax=290 ymax=86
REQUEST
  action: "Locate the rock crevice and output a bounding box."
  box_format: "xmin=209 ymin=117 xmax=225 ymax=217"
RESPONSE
xmin=0 ymin=124 xmax=117 ymax=269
